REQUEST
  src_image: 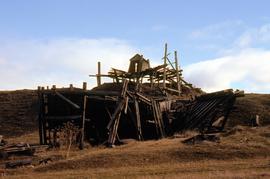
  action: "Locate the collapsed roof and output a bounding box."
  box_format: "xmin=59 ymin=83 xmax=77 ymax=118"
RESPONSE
xmin=37 ymin=45 xmax=244 ymax=148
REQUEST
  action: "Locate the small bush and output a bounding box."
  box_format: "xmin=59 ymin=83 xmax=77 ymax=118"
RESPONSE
xmin=58 ymin=122 xmax=80 ymax=158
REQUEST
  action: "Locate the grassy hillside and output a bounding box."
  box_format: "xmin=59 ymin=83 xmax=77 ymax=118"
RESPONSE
xmin=4 ymin=125 xmax=270 ymax=178
xmin=228 ymin=93 xmax=270 ymax=127
xmin=0 ymin=91 xmax=269 ymax=138
xmin=0 ymin=90 xmax=38 ymax=137
xmin=0 ymin=91 xmax=270 ymax=178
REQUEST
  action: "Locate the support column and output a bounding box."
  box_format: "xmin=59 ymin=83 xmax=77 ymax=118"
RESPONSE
xmin=174 ymin=51 xmax=181 ymax=95
xmin=97 ymin=61 xmax=101 ymax=86
xmin=163 ymin=43 xmax=167 ymax=89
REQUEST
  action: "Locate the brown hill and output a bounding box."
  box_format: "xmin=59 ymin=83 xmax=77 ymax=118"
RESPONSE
xmin=0 ymin=90 xmax=269 ymax=138
xmin=228 ymin=93 xmax=270 ymax=127
xmin=0 ymin=90 xmax=38 ymax=137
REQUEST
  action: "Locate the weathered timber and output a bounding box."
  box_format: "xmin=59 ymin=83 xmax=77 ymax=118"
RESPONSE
xmin=79 ymin=95 xmax=87 ymax=149
xmin=163 ymin=43 xmax=167 ymax=89
xmin=151 ymin=99 xmax=165 ymax=138
xmin=107 ymin=80 xmax=129 ymax=146
xmin=174 ymin=51 xmax=181 ymax=95
xmin=97 ymin=62 xmax=101 ymax=86
xmin=5 ymin=159 xmax=32 ymax=169
xmin=45 ymin=115 xmax=82 ymax=121
xmin=54 ymin=91 xmax=80 ymax=109
xmin=134 ymin=99 xmax=143 ymax=140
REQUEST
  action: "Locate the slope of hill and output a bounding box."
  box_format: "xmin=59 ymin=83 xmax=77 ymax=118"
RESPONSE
xmin=0 ymin=91 xmax=269 ymax=137
xmin=0 ymin=90 xmax=270 ymax=178
xmin=4 ymin=125 xmax=270 ymax=178
xmin=228 ymin=93 xmax=270 ymax=127
xmin=0 ymin=90 xmax=38 ymax=137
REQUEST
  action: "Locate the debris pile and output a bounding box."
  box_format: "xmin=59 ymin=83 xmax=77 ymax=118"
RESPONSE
xmin=0 ymin=143 xmax=35 ymax=159
xmin=182 ymin=134 xmax=220 ymax=145
xmin=37 ymin=44 xmax=244 ymax=148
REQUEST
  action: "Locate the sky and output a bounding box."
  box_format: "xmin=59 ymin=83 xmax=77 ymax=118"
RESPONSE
xmin=0 ymin=0 xmax=270 ymax=93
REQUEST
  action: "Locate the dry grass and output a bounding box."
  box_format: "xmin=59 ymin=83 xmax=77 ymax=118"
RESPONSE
xmin=1 ymin=92 xmax=270 ymax=178
xmin=2 ymin=125 xmax=270 ymax=178
xmin=228 ymin=93 xmax=270 ymax=127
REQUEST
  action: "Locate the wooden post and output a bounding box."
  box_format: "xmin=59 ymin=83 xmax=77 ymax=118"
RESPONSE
xmin=255 ymin=115 xmax=260 ymax=126
xmin=83 ymin=82 xmax=87 ymax=91
xmin=69 ymin=84 xmax=74 ymax=91
xmin=107 ymin=80 xmax=129 ymax=147
xmin=52 ymin=85 xmax=56 ymax=90
xmin=97 ymin=62 xmax=101 ymax=86
xmin=163 ymin=43 xmax=167 ymax=89
xmin=150 ymin=75 xmax=153 ymax=89
xmin=43 ymin=94 xmax=48 ymax=144
xmin=37 ymin=86 xmax=44 ymax=145
xmin=151 ymin=99 xmax=165 ymax=138
xmin=113 ymin=69 xmax=119 ymax=84
xmin=134 ymin=99 xmax=142 ymax=140
xmin=79 ymin=95 xmax=87 ymax=149
xmin=174 ymin=51 xmax=181 ymax=95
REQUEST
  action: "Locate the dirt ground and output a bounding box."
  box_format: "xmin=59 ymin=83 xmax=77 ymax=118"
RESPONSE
xmin=1 ymin=125 xmax=270 ymax=178
xmin=1 ymin=92 xmax=270 ymax=178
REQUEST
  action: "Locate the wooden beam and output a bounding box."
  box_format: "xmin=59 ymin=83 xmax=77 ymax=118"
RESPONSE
xmin=97 ymin=61 xmax=101 ymax=86
xmin=113 ymin=69 xmax=120 ymax=84
xmin=134 ymin=99 xmax=143 ymax=140
xmin=83 ymin=82 xmax=87 ymax=91
xmin=45 ymin=115 xmax=82 ymax=120
xmin=174 ymin=51 xmax=181 ymax=95
xmin=107 ymin=80 xmax=129 ymax=146
xmin=37 ymin=89 xmax=44 ymax=145
xmin=54 ymin=91 xmax=80 ymax=109
xmin=163 ymin=43 xmax=167 ymax=89
xmin=79 ymin=95 xmax=87 ymax=149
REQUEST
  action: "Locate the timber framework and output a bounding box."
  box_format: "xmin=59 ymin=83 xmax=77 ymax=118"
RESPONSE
xmin=37 ymin=44 xmax=244 ymax=148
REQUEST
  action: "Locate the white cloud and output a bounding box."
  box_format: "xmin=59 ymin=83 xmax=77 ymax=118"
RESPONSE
xmin=190 ymin=20 xmax=244 ymax=40
xmin=0 ymin=38 xmax=137 ymax=90
xmin=234 ymin=24 xmax=270 ymax=48
xmin=184 ymin=48 xmax=270 ymax=93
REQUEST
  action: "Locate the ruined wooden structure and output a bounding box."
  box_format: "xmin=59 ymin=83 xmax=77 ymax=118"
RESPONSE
xmin=37 ymin=44 xmax=244 ymax=148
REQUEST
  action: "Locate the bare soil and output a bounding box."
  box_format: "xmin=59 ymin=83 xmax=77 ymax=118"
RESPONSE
xmin=0 ymin=91 xmax=270 ymax=178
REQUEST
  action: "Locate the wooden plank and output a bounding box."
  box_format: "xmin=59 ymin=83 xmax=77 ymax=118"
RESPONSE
xmin=151 ymin=99 xmax=165 ymax=138
xmin=108 ymin=111 xmax=121 ymax=146
xmin=107 ymin=80 xmax=129 ymax=146
xmin=54 ymin=91 xmax=80 ymax=109
xmin=135 ymin=92 xmax=151 ymax=105
xmin=134 ymin=99 xmax=143 ymax=140
xmin=124 ymin=96 xmax=129 ymax=114
xmin=97 ymin=62 xmax=101 ymax=86
xmin=106 ymin=99 xmax=125 ymax=130
xmin=45 ymin=115 xmax=82 ymax=120
xmin=37 ymin=89 xmax=44 ymax=145
xmin=113 ymin=69 xmax=120 ymax=84
xmin=164 ymin=87 xmax=182 ymax=94
xmin=5 ymin=159 xmax=32 ymax=169
xmin=83 ymin=82 xmax=87 ymax=90
xmin=121 ymin=80 xmax=129 ymax=97
xmin=151 ymin=99 xmax=160 ymax=137
xmin=156 ymin=101 xmax=165 ymax=137
xmin=174 ymin=51 xmax=181 ymax=95
xmin=163 ymin=43 xmax=167 ymax=89
xmin=79 ymin=95 xmax=87 ymax=149
xmin=43 ymin=94 xmax=48 ymax=145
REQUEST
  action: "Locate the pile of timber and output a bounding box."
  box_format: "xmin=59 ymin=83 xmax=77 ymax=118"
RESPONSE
xmin=37 ymin=81 xmax=244 ymax=148
xmin=0 ymin=143 xmax=35 ymax=159
xmin=106 ymin=80 xmax=167 ymax=147
xmin=172 ymin=89 xmax=244 ymax=133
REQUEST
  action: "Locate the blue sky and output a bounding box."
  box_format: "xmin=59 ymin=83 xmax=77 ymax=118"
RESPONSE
xmin=0 ymin=0 xmax=270 ymax=92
